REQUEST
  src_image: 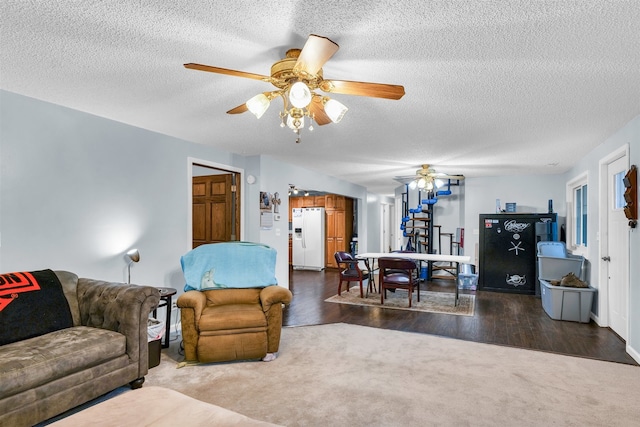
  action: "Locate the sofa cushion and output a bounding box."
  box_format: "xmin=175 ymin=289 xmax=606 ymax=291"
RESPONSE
xmin=0 ymin=326 xmax=127 ymax=397
xmin=0 ymin=270 xmax=73 ymax=346
xmin=199 ymin=304 xmax=267 ymax=332
xmin=54 ymin=270 xmax=81 ymax=326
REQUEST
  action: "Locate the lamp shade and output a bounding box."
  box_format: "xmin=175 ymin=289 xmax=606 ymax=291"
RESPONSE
xmin=127 ymin=248 xmax=140 ymax=263
xmin=286 ymin=114 xmax=304 ymax=130
xmin=289 ymin=81 xmax=312 ymax=108
xmin=246 ymin=93 xmax=271 ymax=119
xmin=324 ymin=98 xmax=348 ymax=123
xmin=289 ymin=82 xmax=311 ymax=108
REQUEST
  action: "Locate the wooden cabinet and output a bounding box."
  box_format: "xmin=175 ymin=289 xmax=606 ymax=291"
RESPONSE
xmin=289 ymin=196 xmax=303 ymax=222
xmin=290 ymin=197 xmax=304 ymax=209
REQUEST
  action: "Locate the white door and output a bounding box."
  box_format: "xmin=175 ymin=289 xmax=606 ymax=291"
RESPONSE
xmin=381 ymin=204 xmax=391 ymax=252
xmin=606 ymin=156 xmax=629 ymax=339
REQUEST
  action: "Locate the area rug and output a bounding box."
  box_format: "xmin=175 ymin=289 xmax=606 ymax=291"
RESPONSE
xmin=324 ymin=286 xmax=475 ymax=316
xmin=145 ymin=323 xmax=640 ymax=426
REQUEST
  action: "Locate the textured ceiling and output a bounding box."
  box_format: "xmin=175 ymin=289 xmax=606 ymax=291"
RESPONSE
xmin=2 ymin=1 xmax=639 ymax=195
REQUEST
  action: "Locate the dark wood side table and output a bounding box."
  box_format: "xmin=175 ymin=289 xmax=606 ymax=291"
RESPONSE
xmin=153 ymin=287 xmax=177 ymax=348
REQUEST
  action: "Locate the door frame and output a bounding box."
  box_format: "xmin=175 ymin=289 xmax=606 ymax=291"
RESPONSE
xmin=597 ymin=144 xmax=629 ymax=328
xmin=187 ymin=157 xmax=245 ymax=250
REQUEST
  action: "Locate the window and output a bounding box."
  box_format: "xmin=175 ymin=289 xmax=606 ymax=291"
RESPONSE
xmin=574 ymin=184 xmax=588 ymax=247
xmin=567 ymin=172 xmax=588 ymax=251
xmin=613 ymin=171 xmax=625 ymax=210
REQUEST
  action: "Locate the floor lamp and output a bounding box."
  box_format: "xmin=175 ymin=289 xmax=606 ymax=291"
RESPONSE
xmin=126 ymin=248 xmax=140 ymax=283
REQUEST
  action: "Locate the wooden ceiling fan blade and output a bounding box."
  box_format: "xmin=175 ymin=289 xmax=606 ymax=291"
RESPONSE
xmin=321 ymin=79 xmax=405 ymax=100
xmin=308 ymin=95 xmax=331 ymax=126
xmin=184 ymin=63 xmax=269 ymax=81
xmin=226 ymin=103 xmax=248 ymax=114
xmin=293 ymin=34 xmax=339 ymax=76
xmin=434 ymin=174 xmax=465 ymax=180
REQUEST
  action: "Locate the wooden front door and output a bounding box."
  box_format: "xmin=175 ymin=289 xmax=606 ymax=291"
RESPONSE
xmin=192 ymin=174 xmax=239 ymax=248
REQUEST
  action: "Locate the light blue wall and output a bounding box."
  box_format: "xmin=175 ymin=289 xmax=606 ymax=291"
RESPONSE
xmin=563 ymin=115 xmax=639 ymax=360
xmin=0 ymin=90 xmax=370 ymax=295
xmin=0 ymin=90 xmax=244 ymax=288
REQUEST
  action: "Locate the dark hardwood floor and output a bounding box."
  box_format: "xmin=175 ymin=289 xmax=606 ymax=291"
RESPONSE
xmin=283 ymin=268 xmax=638 ymax=366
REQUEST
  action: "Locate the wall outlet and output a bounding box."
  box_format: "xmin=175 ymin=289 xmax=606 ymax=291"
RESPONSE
xmin=171 ymin=301 xmax=178 ymax=311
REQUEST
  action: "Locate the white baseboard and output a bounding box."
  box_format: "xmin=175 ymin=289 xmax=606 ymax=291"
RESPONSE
xmin=627 ymin=343 xmax=640 ymax=364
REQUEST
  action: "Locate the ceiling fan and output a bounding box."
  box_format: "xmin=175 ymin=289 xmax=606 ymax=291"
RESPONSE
xmin=394 ymin=164 xmax=465 ymax=190
xmin=184 ymin=34 xmax=405 ymax=142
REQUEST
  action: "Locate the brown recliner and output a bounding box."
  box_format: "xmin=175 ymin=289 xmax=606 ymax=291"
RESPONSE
xmin=178 ymin=286 xmax=292 ymax=363
xmin=178 ymin=242 xmax=293 ymax=363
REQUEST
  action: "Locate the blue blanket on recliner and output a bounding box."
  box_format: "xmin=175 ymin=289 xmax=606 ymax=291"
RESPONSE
xmin=181 ymin=242 xmax=278 ymax=291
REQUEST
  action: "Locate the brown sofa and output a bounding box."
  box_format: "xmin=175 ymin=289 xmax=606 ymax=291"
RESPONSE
xmin=0 ymin=271 xmax=160 ymax=427
xmin=178 ymin=286 xmax=292 ymax=363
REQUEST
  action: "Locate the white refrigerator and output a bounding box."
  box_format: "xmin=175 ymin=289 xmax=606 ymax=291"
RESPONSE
xmin=292 ymin=207 xmax=325 ymax=270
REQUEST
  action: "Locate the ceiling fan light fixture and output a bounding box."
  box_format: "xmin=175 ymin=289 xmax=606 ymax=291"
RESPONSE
xmin=246 ymin=93 xmax=271 ymax=118
xmin=289 ymin=81 xmax=312 ymax=108
xmin=324 ymin=98 xmax=348 ymax=123
xmin=417 ymin=177 xmax=427 ymax=189
xmin=409 ymin=180 xmax=418 ymax=190
xmin=286 ymin=111 xmax=305 ymax=130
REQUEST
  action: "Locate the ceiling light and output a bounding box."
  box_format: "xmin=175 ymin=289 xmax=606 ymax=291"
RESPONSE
xmin=246 ymin=93 xmax=271 ymax=118
xmin=289 ymin=81 xmax=312 ymax=108
xmin=324 ymin=98 xmax=348 ymax=123
xmin=417 ymin=177 xmax=427 ymax=189
xmin=286 ymin=113 xmax=304 ymax=130
xmin=251 ymin=84 xmax=348 ymax=144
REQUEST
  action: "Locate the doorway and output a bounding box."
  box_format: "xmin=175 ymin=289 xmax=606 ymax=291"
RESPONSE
xmin=189 ymin=159 xmax=243 ymax=249
xmin=598 ymin=145 xmax=630 ymax=340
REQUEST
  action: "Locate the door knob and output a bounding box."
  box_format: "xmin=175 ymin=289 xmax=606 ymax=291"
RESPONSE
xmin=602 ymin=256 xmax=611 ymax=262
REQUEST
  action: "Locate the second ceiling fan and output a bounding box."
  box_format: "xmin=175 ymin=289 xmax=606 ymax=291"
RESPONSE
xmin=184 ymin=34 xmax=405 ymax=142
xmin=395 ymin=165 xmax=465 ymax=190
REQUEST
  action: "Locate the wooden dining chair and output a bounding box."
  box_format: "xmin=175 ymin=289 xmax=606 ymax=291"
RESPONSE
xmin=378 ymin=257 xmax=420 ymax=307
xmin=334 ymin=251 xmax=369 ymax=298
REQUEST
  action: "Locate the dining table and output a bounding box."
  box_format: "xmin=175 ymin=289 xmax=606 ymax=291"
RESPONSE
xmin=356 ymin=252 xmax=472 ymax=306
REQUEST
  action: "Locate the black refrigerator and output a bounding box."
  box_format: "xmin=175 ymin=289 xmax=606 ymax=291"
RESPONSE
xmin=478 ymin=213 xmax=557 ymax=295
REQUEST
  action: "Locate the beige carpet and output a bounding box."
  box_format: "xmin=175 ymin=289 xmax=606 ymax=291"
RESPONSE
xmin=325 ymin=286 xmax=475 ymax=316
xmin=145 ymin=323 xmax=640 ymax=426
